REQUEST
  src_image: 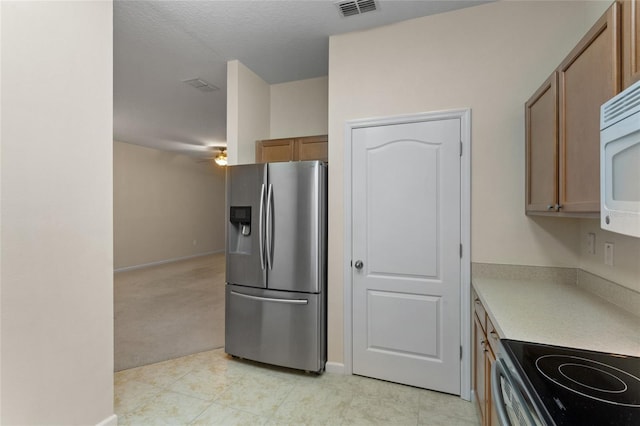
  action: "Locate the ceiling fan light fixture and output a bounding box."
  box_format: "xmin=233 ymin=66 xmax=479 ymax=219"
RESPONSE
xmin=214 ymin=149 xmax=228 ymax=166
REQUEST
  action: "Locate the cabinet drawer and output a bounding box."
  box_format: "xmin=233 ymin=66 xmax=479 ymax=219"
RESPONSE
xmin=473 ymin=290 xmax=487 ymax=333
xmin=486 ymin=317 xmax=500 ymax=356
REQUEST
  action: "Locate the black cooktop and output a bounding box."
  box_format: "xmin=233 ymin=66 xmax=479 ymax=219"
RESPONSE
xmin=502 ymin=339 xmax=640 ymax=426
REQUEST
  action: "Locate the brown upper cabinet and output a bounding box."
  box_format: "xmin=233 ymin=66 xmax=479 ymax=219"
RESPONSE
xmin=526 ymin=3 xmax=622 ymax=215
xmin=255 ymin=137 xmax=296 ymax=163
xmin=255 ymin=135 xmax=328 ymax=163
xmin=559 ymin=3 xmax=620 ymax=213
xmin=526 ymin=73 xmax=559 ymax=212
xmin=622 ymin=0 xmax=640 ymax=88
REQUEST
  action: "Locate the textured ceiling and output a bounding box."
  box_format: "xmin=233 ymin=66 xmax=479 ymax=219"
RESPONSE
xmin=114 ymin=0 xmax=489 ymax=158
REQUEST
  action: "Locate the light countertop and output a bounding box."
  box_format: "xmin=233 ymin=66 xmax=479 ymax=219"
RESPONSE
xmin=472 ymin=277 xmax=640 ymax=357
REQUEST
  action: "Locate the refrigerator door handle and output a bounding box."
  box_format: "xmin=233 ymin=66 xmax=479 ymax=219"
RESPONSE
xmin=259 ymin=183 xmax=266 ymax=270
xmin=230 ymin=290 xmax=308 ymax=305
xmin=266 ymin=183 xmax=274 ymax=270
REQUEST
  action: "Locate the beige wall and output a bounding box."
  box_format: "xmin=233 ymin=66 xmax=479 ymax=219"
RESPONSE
xmin=579 ymin=220 xmax=640 ymax=292
xmin=227 ymin=63 xmax=329 ymax=164
xmin=270 ymin=76 xmax=329 ymax=138
xmin=327 ymin=1 xmax=615 ymax=364
xmin=114 ymin=141 xmax=226 ymax=270
xmin=227 ymin=60 xmax=270 ymax=165
xmin=1 ymin=1 xmax=115 ymax=424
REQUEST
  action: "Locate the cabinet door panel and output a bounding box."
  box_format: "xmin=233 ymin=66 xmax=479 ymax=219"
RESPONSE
xmin=297 ymin=135 xmax=328 ymax=162
xmin=526 ymin=73 xmax=558 ymax=212
xmin=256 ymin=138 xmax=295 ymax=163
xmin=559 ymin=4 xmax=620 ymax=213
xmin=474 ymin=297 xmax=487 ymax=334
xmin=622 ymin=0 xmax=640 ymax=88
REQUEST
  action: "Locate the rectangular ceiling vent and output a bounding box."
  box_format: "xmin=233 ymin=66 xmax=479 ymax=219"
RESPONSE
xmin=182 ymin=78 xmax=219 ymax=92
xmin=336 ymin=0 xmax=377 ymax=17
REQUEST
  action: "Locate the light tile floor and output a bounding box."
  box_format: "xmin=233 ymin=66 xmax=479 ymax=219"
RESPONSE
xmin=115 ymin=349 xmax=481 ymax=425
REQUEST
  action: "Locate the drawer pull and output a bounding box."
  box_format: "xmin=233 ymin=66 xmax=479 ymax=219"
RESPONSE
xmin=231 ymin=291 xmax=308 ymax=305
xmin=490 ymin=331 xmax=499 ymax=341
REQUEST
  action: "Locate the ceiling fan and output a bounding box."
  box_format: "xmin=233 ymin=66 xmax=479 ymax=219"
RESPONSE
xmin=194 ymin=144 xmax=227 ymax=166
xmin=213 ymin=148 xmax=227 ymax=167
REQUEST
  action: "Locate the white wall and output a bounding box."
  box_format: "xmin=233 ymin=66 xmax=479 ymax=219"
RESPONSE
xmin=226 ymin=60 xmax=270 ymax=165
xmin=1 ymin=2 xmax=115 ymax=424
xmin=327 ymin=0 xmax=613 ymax=364
xmin=270 ymin=76 xmax=328 ymax=138
xmin=113 ymin=141 xmax=226 ymax=270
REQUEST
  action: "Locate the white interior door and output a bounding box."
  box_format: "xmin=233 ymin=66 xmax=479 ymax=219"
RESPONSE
xmin=351 ymin=118 xmax=461 ymax=394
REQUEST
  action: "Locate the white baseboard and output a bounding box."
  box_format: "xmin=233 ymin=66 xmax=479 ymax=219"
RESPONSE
xmin=325 ymin=361 xmax=346 ymax=374
xmin=96 ymin=414 xmax=117 ymax=426
xmin=114 ymin=250 xmax=224 ymax=273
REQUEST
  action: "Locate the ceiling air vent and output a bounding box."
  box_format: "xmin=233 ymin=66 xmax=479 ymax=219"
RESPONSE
xmin=335 ymin=0 xmax=377 ymax=17
xmin=182 ymin=78 xmax=219 ymax=93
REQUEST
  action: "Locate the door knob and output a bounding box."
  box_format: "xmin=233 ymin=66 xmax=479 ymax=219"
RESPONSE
xmin=354 ymin=260 xmax=363 ymax=270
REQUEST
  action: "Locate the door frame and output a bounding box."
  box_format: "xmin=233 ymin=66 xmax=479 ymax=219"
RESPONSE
xmin=342 ymin=109 xmax=472 ymax=400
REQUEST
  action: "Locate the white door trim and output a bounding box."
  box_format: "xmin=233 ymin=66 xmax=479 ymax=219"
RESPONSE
xmin=343 ymin=109 xmax=472 ymax=400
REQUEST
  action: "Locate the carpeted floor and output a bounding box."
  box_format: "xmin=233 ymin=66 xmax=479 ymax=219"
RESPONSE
xmin=114 ymin=253 xmax=226 ymax=371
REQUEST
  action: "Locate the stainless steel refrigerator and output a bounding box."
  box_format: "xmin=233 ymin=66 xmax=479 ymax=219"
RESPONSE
xmin=224 ymin=160 xmax=327 ymax=372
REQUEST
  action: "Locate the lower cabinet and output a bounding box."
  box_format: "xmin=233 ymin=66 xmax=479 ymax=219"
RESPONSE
xmin=473 ymin=314 xmax=487 ymax=423
xmin=473 ymin=289 xmax=501 ymax=426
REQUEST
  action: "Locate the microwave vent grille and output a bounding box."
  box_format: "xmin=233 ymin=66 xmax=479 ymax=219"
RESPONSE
xmin=601 ymin=80 xmax=640 ymax=129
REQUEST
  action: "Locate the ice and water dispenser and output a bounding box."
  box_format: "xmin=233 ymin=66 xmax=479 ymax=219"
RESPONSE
xmin=228 ymin=206 xmax=252 ymax=254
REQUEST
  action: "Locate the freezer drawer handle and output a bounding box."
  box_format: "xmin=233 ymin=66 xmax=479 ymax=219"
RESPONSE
xmin=231 ymin=290 xmax=308 ymax=305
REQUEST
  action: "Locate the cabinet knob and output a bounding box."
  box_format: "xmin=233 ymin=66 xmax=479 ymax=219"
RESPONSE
xmin=547 ymin=204 xmax=554 ymax=210
xmin=354 ymin=260 xmax=364 ymax=270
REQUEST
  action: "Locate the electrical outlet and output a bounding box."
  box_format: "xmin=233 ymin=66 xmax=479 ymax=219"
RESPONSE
xmin=604 ymin=242 xmax=614 ymax=266
xmin=587 ymin=233 xmax=596 ymax=255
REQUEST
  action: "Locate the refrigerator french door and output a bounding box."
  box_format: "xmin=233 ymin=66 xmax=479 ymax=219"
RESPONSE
xmin=225 ymin=161 xmax=327 ymax=372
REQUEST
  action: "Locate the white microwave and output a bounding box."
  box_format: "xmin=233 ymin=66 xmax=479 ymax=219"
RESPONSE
xmin=600 ymin=80 xmax=640 ymax=238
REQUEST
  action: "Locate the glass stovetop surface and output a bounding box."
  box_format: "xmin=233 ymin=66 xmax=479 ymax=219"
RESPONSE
xmin=502 ymin=339 xmax=640 ymax=426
